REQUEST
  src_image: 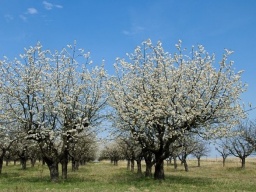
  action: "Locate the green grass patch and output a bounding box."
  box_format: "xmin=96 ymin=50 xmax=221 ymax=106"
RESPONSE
xmin=0 ymin=158 xmax=256 ymax=191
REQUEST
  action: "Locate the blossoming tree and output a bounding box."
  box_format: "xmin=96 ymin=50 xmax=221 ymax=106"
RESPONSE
xmin=107 ymin=39 xmax=246 ymax=180
xmin=0 ymin=42 xmax=107 ymax=181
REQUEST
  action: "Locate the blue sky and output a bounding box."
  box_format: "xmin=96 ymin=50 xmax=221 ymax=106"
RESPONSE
xmin=1 ymin=1 xmax=256 ymax=118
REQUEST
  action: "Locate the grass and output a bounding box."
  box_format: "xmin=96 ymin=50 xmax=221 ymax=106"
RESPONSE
xmin=0 ymin=158 xmax=256 ymax=191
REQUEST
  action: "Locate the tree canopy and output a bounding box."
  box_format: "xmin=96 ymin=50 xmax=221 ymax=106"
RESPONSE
xmin=107 ymin=39 xmax=246 ymax=179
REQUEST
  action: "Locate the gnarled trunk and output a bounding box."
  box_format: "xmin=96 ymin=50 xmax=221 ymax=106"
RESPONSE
xmin=44 ymin=157 xmax=59 ymax=182
xmin=49 ymin=162 xmax=59 ymax=182
xmin=47 ymin=161 xmax=59 ymax=182
xmin=154 ymin=157 xmax=165 ymax=180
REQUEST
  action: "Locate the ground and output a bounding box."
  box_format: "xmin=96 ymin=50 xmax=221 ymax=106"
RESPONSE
xmin=0 ymin=158 xmax=255 ymax=191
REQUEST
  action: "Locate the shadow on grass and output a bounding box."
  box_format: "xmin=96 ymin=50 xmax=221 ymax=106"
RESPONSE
xmin=0 ymin=174 xmax=51 ymax=184
xmin=1 ymin=164 xmax=212 ymax=190
xmin=0 ymin=172 xmax=20 ymax=178
xmin=165 ymin=175 xmax=212 ymax=186
xmin=109 ymin=169 xmax=213 ymax=188
xmin=0 ymin=171 xmax=98 ymax=185
xmin=225 ymin=167 xmax=246 ymax=172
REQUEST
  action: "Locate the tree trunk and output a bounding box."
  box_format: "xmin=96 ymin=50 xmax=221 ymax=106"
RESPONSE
xmin=127 ymin=159 xmax=131 ymax=170
xmin=222 ymin=157 xmax=226 ymax=167
xmin=184 ymin=160 xmax=188 ymax=172
xmin=20 ymin=158 xmax=27 ymax=170
xmin=80 ymin=160 xmax=85 ymax=166
xmin=136 ymin=159 xmax=142 ymax=175
xmin=167 ymin=156 xmax=172 ymax=165
xmin=145 ymin=162 xmax=153 ymax=177
xmin=31 ymin=158 xmax=36 ymax=167
xmin=114 ymin=160 xmax=118 ymax=166
xmin=72 ymin=157 xmax=75 ymax=172
xmin=49 ymin=162 xmax=59 ymax=182
xmin=173 ymin=156 xmax=177 ymax=169
xmin=131 ymin=159 xmax=135 ymax=172
xmin=71 ymin=157 xmax=79 ymax=171
xmin=43 ymin=157 xmax=59 ymax=182
xmin=61 ymin=161 xmax=68 ymax=179
xmin=61 ymin=149 xmax=69 ymax=179
xmin=197 ymin=157 xmax=200 ymax=167
xmin=241 ymin=157 xmax=245 ymax=169
xmin=19 ymin=147 xmax=27 ymax=170
xmin=0 ymin=157 xmax=3 ymax=174
xmin=75 ymin=160 xmax=79 ymax=170
xmin=6 ymin=160 xmax=9 ymax=166
xmin=144 ymin=152 xmax=154 ymax=177
xmin=154 ymin=157 xmax=165 ymax=180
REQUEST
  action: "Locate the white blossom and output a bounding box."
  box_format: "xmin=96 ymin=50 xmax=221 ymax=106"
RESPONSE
xmin=107 ymin=39 xmax=246 ymax=164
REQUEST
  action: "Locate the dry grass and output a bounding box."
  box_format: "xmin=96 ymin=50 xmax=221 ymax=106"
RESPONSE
xmin=0 ymin=158 xmax=256 ymax=191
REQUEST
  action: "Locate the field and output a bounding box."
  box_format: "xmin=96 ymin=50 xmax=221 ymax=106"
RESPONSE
xmin=0 ymin=158 xmax=256 ymax=192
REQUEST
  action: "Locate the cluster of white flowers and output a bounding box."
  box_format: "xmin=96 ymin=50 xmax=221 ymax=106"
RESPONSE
xmin=107 ymin=39 xmax=246 ymax=152
xmin=0 ymin=42 xmax=107 ymax=164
